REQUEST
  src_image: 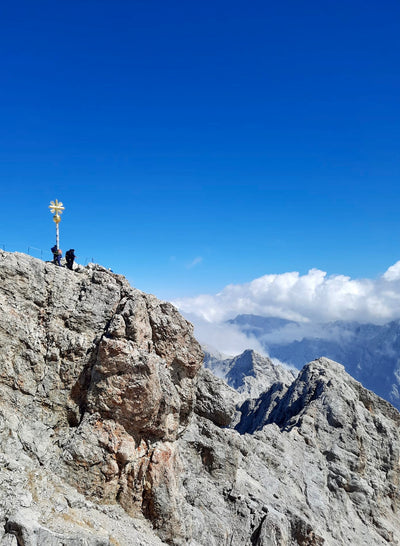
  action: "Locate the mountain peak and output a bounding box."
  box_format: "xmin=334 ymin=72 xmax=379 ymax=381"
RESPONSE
xmin=2 ymin=251 xmax=400 ymax=545
xmin=205 ymin=346 xmax=297 ymax=398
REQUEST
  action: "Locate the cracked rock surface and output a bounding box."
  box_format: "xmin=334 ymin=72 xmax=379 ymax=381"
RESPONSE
xmin=1 ymin=251 xmax=400 ymax=545
xmin=0 ymin=251 xmax=201 ymax=545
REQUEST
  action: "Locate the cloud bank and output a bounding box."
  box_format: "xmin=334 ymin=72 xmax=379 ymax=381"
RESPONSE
xmin=174 ymin=262 xmax=400 ymax=354
xmin=182 ymin=312 xmax=266 ymax=357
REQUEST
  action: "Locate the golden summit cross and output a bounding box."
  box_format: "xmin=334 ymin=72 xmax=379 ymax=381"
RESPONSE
xmin=49 ymin=199 xmax=65 ymax=219
xmin=49 ymin=199 xmax=65 ymax=249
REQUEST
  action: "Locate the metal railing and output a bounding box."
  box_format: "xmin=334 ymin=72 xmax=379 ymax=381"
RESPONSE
xmin=1 ymin=244 xmax=94 ymax=265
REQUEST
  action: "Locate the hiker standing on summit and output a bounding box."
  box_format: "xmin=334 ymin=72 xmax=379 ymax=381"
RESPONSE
xmin=65 ymin=249 xmax=76 ymax=270
xmin=51 ymin=245 xmax=62 ymax=266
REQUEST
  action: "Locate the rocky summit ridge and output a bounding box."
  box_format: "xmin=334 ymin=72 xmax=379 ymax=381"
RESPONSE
xmin=1 ymin=251 xmax=400 ymax=545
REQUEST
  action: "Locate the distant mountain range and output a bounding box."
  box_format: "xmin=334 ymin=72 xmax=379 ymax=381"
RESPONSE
xmin=214 ymin=314 xmax=400 ymax=409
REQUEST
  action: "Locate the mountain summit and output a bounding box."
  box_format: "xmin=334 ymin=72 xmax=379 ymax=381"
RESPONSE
xmin=1 ymin=251 xmax=400 ymax=545
xmin=204 ymin=348 xmax=296 ymax=398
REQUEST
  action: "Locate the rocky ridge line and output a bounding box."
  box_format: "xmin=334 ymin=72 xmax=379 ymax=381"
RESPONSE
xmin=0 ymin=251 xmax=202 ymax=545
xmin=1 ymin=251 xmax=400 ymax=544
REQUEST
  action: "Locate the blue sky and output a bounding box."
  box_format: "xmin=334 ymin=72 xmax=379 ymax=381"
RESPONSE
xmin=1 ymin=1 xmax=400 ymax=301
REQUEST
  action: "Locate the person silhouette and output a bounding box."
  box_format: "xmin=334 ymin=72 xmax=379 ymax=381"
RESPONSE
xmin=65 ymin=249 xmax=76 ymax=270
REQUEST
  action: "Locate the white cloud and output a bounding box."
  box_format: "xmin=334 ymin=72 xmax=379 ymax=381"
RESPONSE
xmin=183 ymin=312 xmax=266 ymax=357
xmin=174 ymin=261 xmax=400 ymax=353
xmin=186 ymin=256 xmax=203 ymax=269
xmin=383 ymin=262 xmax=400 ymax=281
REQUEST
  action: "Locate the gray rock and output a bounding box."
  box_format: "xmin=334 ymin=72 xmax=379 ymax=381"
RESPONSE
xmin=2 ymin=251 xmax=400 ymax=545
xmin=0 ymin=251 xmax=201 ymax=545
xmin=194 ymin=367 xmax=240 ymax=427
xmin=5 ymin=508 xmax=109 ymax=545
xmin=179 ymin=357 xmax=400 ymax=544
xmin=204 ymin=348 xmax=296 ymax=399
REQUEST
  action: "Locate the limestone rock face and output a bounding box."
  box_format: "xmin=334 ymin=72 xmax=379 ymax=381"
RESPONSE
xmin=180 ymin=358 xmax=400 ymax=545
xmin=194 ymin=367 xmax=240 ymax=427
xmin=0 ymin=251 xmax=202 ymax=544
xmin=2 ymin=251 xmax=400 ymax=545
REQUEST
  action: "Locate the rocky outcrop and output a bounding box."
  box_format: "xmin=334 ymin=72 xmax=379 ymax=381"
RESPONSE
xmin=180 ymin=358 xmax=400 ymax=545
xmin=193 ymin=367 xmax=239 ymax=427
xmin=2 ymin=251 xmax=400 ymax=545
xmin=0 ymin=251 xmax=202 ymax=544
